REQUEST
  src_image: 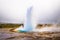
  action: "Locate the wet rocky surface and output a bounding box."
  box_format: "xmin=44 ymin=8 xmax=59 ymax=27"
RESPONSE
xmin=0 ymin=28 xmax=60 ymax=40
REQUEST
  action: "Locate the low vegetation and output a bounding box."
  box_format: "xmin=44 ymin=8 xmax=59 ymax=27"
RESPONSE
xmin=0 ymin=24 xmax=23 ymax=28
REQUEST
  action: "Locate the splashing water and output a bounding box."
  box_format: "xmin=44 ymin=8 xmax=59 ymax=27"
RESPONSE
xmin=14 ymin=7 xmax=33 ymax=32
xmin=23 ymin=6 xmax=33 ymax=32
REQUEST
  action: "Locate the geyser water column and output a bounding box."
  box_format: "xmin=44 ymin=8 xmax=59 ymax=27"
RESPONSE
xmin=15 ymin=6 xmax=33 ymax=32
xmin=23 ymin=6 xmax=33 ymax=32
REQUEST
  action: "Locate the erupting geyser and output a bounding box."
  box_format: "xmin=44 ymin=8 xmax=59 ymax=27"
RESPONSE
xmin=14 ymin=7 xmax=33 ymax=32
xmin=14 ymin=0 xmax=60 ymax=33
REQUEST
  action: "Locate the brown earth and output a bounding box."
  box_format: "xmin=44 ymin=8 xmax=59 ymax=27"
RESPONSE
xmin=0 ymin=28 xmax=60 ymax=40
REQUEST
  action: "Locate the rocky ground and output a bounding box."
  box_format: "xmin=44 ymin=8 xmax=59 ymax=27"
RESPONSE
xmin=0 ymin=28 xmax=60 ymax=40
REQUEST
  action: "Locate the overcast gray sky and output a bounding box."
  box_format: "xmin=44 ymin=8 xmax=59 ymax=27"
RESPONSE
xmin=0 ymin=0 xmax=32 ymax=24
xmin=0 ymin=0 xmax=60 ymax=24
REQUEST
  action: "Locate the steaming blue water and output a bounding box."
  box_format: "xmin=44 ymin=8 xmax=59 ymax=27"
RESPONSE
xmin=24 ymin=7 xmax=33 ymax=31
xmin=18 ymin=6 xmax=33 ymax=32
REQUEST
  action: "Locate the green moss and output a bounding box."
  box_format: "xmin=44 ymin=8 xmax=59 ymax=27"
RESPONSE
xmin=0 ymin=24 xmax=24 ymax=28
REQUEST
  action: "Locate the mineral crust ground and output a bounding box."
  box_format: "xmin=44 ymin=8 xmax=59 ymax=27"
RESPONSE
xmin=0 ymin=28 xmax=60 ymax=40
